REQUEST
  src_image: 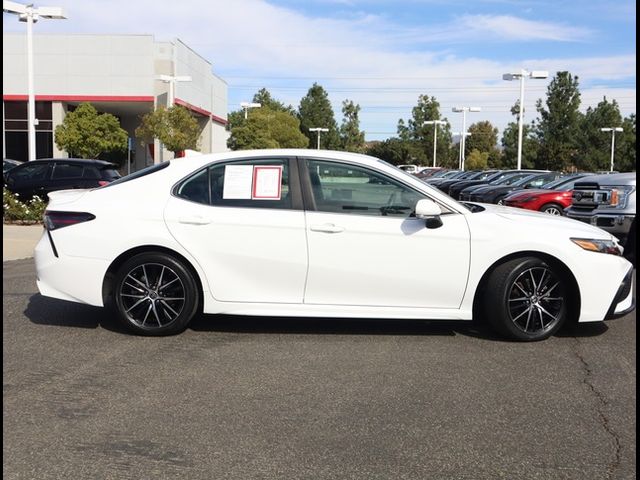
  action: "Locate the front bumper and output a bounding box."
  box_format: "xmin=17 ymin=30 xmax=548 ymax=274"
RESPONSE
xmin=566 ymin=211 xmax=634 ymax=242
xmin=605 ymin=267 xmax=635 ymax=320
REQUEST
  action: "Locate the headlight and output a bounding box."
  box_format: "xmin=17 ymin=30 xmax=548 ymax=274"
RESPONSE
xmin=520 ymin=196 xmax=538 ymax=202
xmin=601 ymin=185 xmax=635 ymax=208
xmin=571 ymin=238 xmax=623 ymax=256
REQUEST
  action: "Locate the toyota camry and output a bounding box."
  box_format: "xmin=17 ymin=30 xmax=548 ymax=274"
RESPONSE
xmin=35 ymin=150 xmax=635 ymax=341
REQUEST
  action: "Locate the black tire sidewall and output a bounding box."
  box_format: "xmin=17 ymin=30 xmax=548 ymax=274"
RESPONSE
xmin=485 ymin=257 xmax=568 ymax=341
xmin=113 ymin=252 xmax=199 ymax=336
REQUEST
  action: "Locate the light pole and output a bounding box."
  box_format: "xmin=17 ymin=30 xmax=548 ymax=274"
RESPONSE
xmin=503 ymin=69 xmax=548 ymax=170
xmin=452 ymin=107 xmax=480 ymax=170
xmin=600 ymin=127 xmax=623 ymax=172
xmin=3 ymin=1 xmax=67 ymax=161
xmin=423 ymin=120 xmax=447 ymax=167
xmin=240 ymin=102 xmax=261 ymax=119
xmin=157 ymin=74 xmax=192 ymax=107
xmin=309 ymin=127 xmax=329 ymax=150
xmin=452 ymin=132 xmax=470 ymax=170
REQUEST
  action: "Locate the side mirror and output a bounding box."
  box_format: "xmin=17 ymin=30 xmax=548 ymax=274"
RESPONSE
xmin=415 ymin=199 xmax=443 ymax=229
xmin=415 ymin=199 xmax=442 ymax=219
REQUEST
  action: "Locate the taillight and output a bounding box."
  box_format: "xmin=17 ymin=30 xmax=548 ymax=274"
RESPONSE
xmin=98 ymin=180 xmax=110 ymax=187
xmin=43 ymin=211 xmax=95 ymax=230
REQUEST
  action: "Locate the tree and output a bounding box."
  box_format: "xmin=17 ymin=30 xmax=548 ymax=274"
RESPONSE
xmin=227 ymin=88 xmax=295 ymax=132
xmin=340 ymin=100 xmax=365 ymax=152
xmin=298 ymin=83 xmax=340 ymax=150
xmin=396 ymin=94 xmax=453 ymax=166
xmin=253 ymin=88 xmax=295 ymax=114
xmin=228 ymin=107 xmax=308 ymax=150
xmin=465 ymin=149 xmax=489 ymax=170
xmin=617 ymin=114 xmax=636 ymax=172
xmin=136 ymin=105 xmax=200 ymax=154
xmin=501 ymin=102 xmax=539 ymax=169
xmin=465 ymin=120 xmax=500 ymax=168
xmin=578 ymin=97 xmax=624 ymax=171
xmin=54 ymin=103 xmax=127 ymax=159
xmin=365 ymin=137 xmax=423 ymax=166
xmin=535 ymin=71 xmax=583 ymax=171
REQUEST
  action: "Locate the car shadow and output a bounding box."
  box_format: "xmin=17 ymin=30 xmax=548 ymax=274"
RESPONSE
xmin=25 ymin=294 xmax=610 ymax=340
xmin=25 ymin=293 xmax=129 ymax=334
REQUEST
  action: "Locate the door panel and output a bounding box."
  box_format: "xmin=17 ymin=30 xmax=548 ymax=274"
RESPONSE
xmin=304 ymin=211 xmax=470 ymax=308
xmin=164 ymin=158 xmax=307 ymax=304
xmin=301 ymin=158 xmax=471 ymax=308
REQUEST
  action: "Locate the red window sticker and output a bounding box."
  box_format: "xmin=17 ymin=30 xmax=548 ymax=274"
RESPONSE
xmin=252 ymin=166 xmax=283 ymax=200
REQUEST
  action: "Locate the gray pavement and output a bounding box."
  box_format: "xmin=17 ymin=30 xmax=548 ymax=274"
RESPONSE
xmin=2 ymin=224 xmax=43 ymax=261
xmin=3 ymin=258 xmax=636 ymax=480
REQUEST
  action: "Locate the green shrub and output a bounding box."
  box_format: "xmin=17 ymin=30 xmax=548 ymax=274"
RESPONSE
xmin=3 ymin=188 xmax=47 ymax=223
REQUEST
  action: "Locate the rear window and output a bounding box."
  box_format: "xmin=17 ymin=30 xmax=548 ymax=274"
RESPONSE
xmin=102 ymin=162 xmax=169 ymax=188
xmin=100 ymin=168 xmax=121 ymax=180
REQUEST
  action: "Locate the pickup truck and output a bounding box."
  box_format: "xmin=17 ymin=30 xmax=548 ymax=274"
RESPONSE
xmin=565 ymin=172 xmax=636 ymax=265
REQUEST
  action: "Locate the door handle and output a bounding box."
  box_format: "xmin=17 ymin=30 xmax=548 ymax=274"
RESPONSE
xmin=310 ymin=223 xmax=345 ymax=234
xmin=178 ymin=215 xmax=211 ymax=225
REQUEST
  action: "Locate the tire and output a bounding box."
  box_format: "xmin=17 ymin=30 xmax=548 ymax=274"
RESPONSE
xmin=495 ymin=195 xmax=506 ymax=205
xmin=484 ymin=257 xmax=568 ymax=341
xmin=540 ymin=203 xmax=564 ymax=216
xmin=113 ymin=252 xmax=199 ymax=336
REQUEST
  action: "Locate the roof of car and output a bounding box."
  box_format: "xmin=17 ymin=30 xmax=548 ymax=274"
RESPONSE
xmin=22 ymin=158 xmax=116 ymax=167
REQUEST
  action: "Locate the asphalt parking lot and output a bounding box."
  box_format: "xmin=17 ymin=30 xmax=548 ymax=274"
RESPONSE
xmin=3 ymin=259 xmax=636 ymax=480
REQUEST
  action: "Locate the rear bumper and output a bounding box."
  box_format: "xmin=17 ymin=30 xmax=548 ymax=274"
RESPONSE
xmin=35 ymin=233 xmax=109 ymax=307
xmin=605 ymin=267 xmax=635 ymax=320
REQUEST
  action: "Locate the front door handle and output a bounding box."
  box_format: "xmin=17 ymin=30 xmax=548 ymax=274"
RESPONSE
xmin=310 ymin=223 xmax=345 ymax=234
xmin=178 ymin=215 xmax=211 ymax=225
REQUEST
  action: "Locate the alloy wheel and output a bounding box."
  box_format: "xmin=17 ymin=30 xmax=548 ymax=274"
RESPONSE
xmin=507 ymin=266 xmax=564 ymax=335
xmin=119 ymin=263 xmax=186 ymax=328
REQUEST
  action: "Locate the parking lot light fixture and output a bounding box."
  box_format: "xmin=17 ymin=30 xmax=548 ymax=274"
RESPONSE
xmin=452 ymin=107 xmax=481 ymax=170
xmin=600 ymin=127 xmax=624 ymax=172
xmin=240 ymin=102 xmax=261 ymax=119
xmin=502 ymin=69 xmax=549 ymax=170
xmin=157 ymin=74 xmax=192 ymax=107
xmin=423 ymin=120 xmax=448 ymax=167
xmin=3 ymin=1 xmax=67 ymax=161
xmin=309 ymin=127 xmax=329 ymax=150
xmin=452 ymin=131 xmax=471 ymax=170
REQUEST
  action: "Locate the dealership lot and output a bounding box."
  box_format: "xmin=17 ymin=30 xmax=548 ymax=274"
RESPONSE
xmin=3 ymin=259 xmax=636 ymax=480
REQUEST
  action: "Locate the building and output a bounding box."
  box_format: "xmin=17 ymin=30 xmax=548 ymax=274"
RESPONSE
xmin=2 ymin=33 xmax=229 ymax=171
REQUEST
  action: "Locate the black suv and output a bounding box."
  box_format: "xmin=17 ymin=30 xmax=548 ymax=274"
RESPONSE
xmin=3 ymin=158 xmax=120 ymax=200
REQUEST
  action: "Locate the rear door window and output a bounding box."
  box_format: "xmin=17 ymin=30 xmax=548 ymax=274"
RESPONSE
xmin=52 ymin=163 xmax=84 ymax=179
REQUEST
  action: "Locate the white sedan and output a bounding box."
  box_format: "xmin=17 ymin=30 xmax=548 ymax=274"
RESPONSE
xmin=35 ymin=150 xmax=635 ymax=341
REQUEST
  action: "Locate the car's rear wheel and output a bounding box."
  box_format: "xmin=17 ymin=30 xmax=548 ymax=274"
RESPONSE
xmin=484 ymin=257 xmax=568 ymax=341
xmin=113 ymin=252 xmax=199 ymax=336
xmin=540 ymin=203 xmax=564 ymax=215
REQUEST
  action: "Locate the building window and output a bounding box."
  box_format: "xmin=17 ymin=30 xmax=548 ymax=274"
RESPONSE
xmin=3 ymin=101 xmax=53 ymax=161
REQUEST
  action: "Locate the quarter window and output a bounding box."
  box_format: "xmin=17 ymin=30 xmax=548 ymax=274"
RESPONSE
xmin=307 ymin=160 xmax=424 ymax=217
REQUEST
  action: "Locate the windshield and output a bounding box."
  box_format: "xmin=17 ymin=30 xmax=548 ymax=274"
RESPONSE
xmin=489 ymin=172 xmax=533 ymax=186
xmin=542 ymin=174 xmax=592 ymax=190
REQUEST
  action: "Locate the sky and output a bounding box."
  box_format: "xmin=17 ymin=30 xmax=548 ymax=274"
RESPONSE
xmin=3 ymin=0 xmax=636 ymax=141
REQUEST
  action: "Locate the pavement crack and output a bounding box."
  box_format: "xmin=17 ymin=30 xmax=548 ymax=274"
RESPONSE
xmin=572 ymin=338 xmax=621 ymax=480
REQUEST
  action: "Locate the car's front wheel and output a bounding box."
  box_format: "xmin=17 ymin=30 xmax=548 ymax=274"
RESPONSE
xmin=484 ymin=257 xmax=568 ymax=341
xmin=113 ymin=252 xmax=199 ymax=336
xmin=540 ymin=203 xmax=564 ymax=215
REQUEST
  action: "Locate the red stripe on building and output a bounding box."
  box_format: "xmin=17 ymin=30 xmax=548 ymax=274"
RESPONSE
xmin=3 ymin=95 xmax=154 ymax=102
xmin=175 ymin=98 xmax=228 ymax=125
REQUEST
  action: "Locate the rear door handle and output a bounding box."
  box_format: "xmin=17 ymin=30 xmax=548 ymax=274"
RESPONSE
xmin=310 ymin=223 xmax=345 ymax=233
xmin=178 ymin=215 xmax=211 ymax=225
